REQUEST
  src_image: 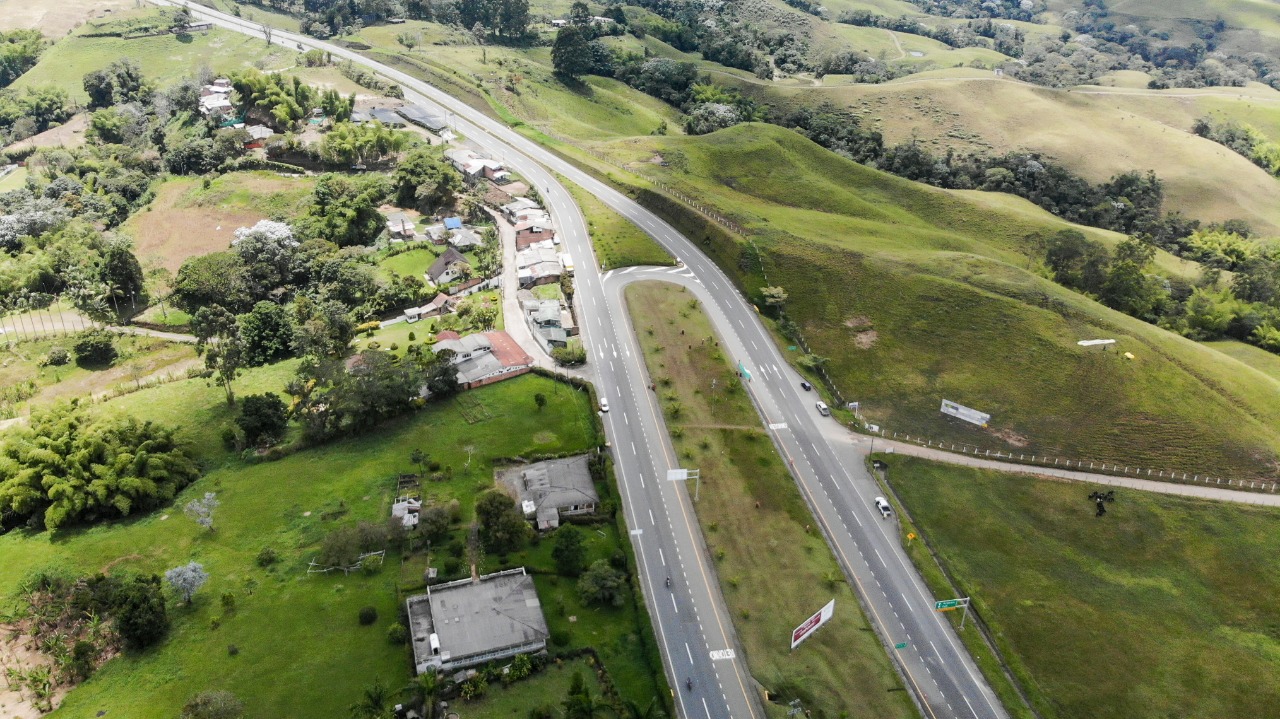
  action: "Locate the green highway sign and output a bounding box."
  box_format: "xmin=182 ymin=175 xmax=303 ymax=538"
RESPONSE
xmin=935 ymin=599 xmax=962 ymax=610
xmin=894 ymin=642 xmax=907 ymax=649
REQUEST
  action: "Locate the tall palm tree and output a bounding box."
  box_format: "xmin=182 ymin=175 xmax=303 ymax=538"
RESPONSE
xmin=349 ymin=681 xmax=393 ymax=719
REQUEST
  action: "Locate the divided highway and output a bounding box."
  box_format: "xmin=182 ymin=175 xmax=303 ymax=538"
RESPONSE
xmin=154 ymin=5 xmax=1006 ymax=717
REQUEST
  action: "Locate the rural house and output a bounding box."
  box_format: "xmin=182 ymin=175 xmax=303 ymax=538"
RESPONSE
xmin=385 ymin=211 xmax=416 ymax=239
xmin=406 ymin=568 xmax=548 ymax=675
xmin=426 ymin=247 xmax=469 ymax=286
xmin=504 ymin=455 xmax=599 ymax=530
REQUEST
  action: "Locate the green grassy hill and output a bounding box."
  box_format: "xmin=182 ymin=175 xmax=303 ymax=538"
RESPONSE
xmin=715 ymin=75 xmax=1280 ymax=235
xmin=12 ymin=12 xmax=295 ymax=101
xmin=606 ymin=123 xmax=1280 ymax=478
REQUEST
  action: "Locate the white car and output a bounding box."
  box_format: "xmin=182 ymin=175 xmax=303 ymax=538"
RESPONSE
xmin=599 ymin=398 xmax=610 ymax=413
xmin=874 ymin=497 xmax=893 ymax=519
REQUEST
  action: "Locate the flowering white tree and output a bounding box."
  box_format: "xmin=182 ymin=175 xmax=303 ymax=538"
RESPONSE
xmin=231 ymin=219 xmax=298 ymax=289
xmin=184 ymin=492 xmax=221 ymax=531
xmin=165 ymin=562 xmax=209 ymax=604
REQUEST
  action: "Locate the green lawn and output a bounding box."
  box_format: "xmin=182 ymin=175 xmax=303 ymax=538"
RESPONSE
xmin=379 ymin=247 xmax=441 ymax=279
xmin=604 ymin=123 xmax=1280 ymax=480
xmin=1 ymin=373 xmax=603 ymax=719
xmin=625 ymin=281 xmax=918 ymax=719
xmin=97 ymin=359 xmax=302 ymax=466
xmin=456 ymin=658 xmax=604 ymax=718
xmin=887 ymin=455 xmax=1280 ymax=719
xmin=0 ymin=165 xmax=27 ymax=192
xmin=14 ymin=23 xmax=296 ymax=101
xmin=564 ymin=178 xmax=673 ymax=270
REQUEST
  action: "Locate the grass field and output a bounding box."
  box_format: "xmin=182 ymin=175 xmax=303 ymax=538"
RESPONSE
xmin=605 ymin=123 xmax=1280 ymax=479
xmin=0 ymin=373 xmax=603 ymax=718
xmin=0 ymin=166 xmax=27 ymax=192
xmin=123 ymin=172 xmax=315 ymax=271
xmin=0 ymin=333 xmax=195 ymax=418
xmin=625 ymin=281 xmax=918 ymax=719
xmin=564 ymin=178 xmax=673 ymax=270
xmin=377 ymin=247 xmax=440 ymax=280
xmin=12 ymin=20 xmax=296 ymax=101
xmin=887 ymin=455 xmax=1280 ymax=719
xmin=1204 ymin=338 xmax=1280 ymax=383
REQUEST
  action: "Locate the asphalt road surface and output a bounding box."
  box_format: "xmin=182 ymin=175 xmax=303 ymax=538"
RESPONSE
xmin=154 ymin=5 xmax=1005 ymax=717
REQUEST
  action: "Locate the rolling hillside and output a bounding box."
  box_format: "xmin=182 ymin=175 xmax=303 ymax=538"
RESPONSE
xmin=607 ymin=123 xmax=1280 ymax=479
xmin=716 ymin=75 xmax=1280 ymax=235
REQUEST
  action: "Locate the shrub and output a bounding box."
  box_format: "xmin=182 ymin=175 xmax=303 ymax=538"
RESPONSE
xmin=549 ymin=628 xmax=571 ymax=646
xmin=235 ymin=393 xmax=289 ymax=447
xmin=72 ymin=329 xmax=117 ymax=366
xmin=358 ymin=606 xmax=378 ymax=625
xmin=443 ymin=557 xmax=462 ymax=575
xmin=408 ymin=331 xmax=416 ymax=341
xmin=220 ymin=592 xmax=237 ymax=612
xmin=181 ymin=689 xmax=245 ymax=719
xmin=39 ymin=347 xmax=70 ymax=367
xmin=256 ymin=547 xmax=278 ymax=567
xmin=387 ymin=622 xmax=408 ymax=644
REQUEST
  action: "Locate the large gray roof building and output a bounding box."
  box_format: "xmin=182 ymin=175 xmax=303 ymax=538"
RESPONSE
xmin=406 ymin=568 xmax=548 ymax=674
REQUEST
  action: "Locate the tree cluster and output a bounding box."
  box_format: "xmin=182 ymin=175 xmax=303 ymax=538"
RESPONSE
xmin=0 ymin=29 xmax=46 ymax=89
xmin=0 ymin=85 xmax=72 ymax=144
xmin=22 ymin=569 xmax=171 ymax=656
xmin=1041 ymin=229 xmax=1280 ymax=355
xmin=474 ymin=490 xmax=528 ymax=555
xmin=0 ymin=403 xmax=200 ymax=531
xmin=285 ymin=348 xmax=454 ymax=442
xmin=229 ymin=68 xmax=354 ymax=130
xmin=1193 ymin=116 xmax=1280 ymax=178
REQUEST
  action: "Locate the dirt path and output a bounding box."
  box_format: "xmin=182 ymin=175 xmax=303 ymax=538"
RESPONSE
xmin=884 ymin=28 xmax=907 ymax=60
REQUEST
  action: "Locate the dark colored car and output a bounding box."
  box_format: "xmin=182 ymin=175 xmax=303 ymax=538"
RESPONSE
xmin=800 ymin=380 xmax=813 ymax=391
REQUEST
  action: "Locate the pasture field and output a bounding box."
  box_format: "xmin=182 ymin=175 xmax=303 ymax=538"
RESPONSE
xmin=626 ymin=280 xmax=919 ymax=719
xmin=608 ymin=124 xmax=1280 ymax=479
xmin=0 ymin=333 xmax=195 ymax=418
xmin=12 ymin=17 xmax=295 ymax=102
xmin=716 ymin=76 xmax=1280 ymax=235
xmin=887 ymin=455 xmax=1280 ymax=719
xmin=0 ymin=373 xmax=618 ymax=718
xmin=122 ymin=172 xmax=315 ymax=272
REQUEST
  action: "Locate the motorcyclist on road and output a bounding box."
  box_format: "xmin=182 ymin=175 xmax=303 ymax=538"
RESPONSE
xmin=686 ymin=678 xmax=693 ymax=691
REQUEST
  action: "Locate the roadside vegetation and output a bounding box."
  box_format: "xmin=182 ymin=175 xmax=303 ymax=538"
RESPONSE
xmin=884 ymin=455 xmax=1280 ymax=719
xmin=625 ymin=280 xmax=917 ymax=719
xmin=564 ymin=176 xmax=673 ymax=270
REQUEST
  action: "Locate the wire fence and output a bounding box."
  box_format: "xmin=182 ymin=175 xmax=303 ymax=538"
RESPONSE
xmin=872 ymin=428 xmax=1280 ymax=493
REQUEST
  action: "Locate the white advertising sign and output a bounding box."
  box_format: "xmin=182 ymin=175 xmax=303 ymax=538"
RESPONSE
xmin=940 ymin=400 xmax=990 ymax=427
xmin=790 ymin=599 xmax=835 ymax=649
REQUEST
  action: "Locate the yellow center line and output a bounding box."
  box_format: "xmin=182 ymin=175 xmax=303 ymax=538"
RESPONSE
xmin=620 ymin=283 xmax=763 ymax=719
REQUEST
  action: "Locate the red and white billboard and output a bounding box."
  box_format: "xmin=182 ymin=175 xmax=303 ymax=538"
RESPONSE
xmin=790 ymin=599 xmax=835 ymax=649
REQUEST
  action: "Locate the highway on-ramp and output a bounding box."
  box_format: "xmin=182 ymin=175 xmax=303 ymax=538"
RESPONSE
xmin=154 ymin=5 xmax=1006 ymax=717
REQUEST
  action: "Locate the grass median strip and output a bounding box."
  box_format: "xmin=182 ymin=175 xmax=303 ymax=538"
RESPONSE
xmin=624 ymin=280 xmax=918 ymax=719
